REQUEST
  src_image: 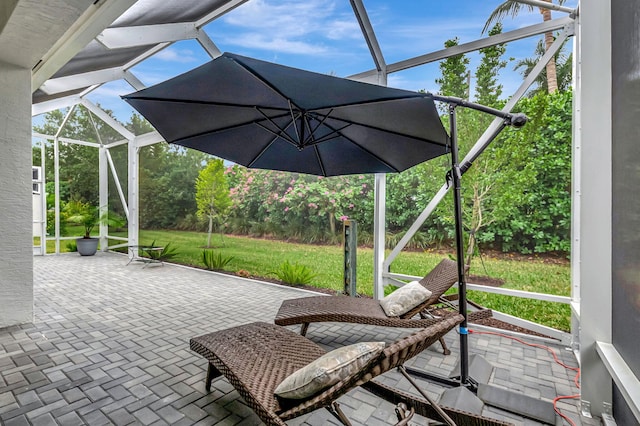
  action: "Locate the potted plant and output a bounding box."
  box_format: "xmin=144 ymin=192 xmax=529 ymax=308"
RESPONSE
xmin=66 ymin=201 xmax=124 ymax=256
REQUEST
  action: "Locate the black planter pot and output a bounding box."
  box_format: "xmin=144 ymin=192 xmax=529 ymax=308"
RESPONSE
xmin=76 ymin=238 xmax=99 ymax=256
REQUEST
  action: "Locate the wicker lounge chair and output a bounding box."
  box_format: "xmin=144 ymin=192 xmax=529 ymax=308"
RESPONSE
xmin=190 ymin=316 xmax=511 ymax=426
xmin=275 ymin=258 xmax=492 ymax=354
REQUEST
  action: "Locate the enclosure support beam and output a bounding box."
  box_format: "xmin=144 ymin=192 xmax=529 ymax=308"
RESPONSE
xmin=349 ymin=0 xmax=386 ymax=73
xmin=81 ymin=99 xmax=134 ymax=140
xmin=577 ymin=0 xmax=613 ymax=418
xmin=52 ymin=106 xmax=76 ymax=255
xmin=196 ymin=30 xmax=222 ymax=59
xmin=373 ymin=173 xmax=386 ymax=300
xmin=128 ymin=136 xmax=140 ymax=256
xmin=99 ymin=145 xmax=108 ymax=252
xmin=570 ymin=0 xmax=583 ymax=360
xmin=53 ymin=137 xmax=61 ymax=254
xmin=38 ymin=140 xmax=47 ymax=255
xmin=106 ymin=149 xmax=129 ymax=220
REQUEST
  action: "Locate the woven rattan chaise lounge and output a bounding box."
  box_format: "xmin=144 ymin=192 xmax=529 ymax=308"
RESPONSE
xmin=190 ymin=316 xmax=511 ymax=426
xmin=275 ymin=258 xmax=492 ymax=355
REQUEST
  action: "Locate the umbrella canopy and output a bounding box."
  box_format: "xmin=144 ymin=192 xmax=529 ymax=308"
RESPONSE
xmin=123 ymin=52 xmax=450 ymax=176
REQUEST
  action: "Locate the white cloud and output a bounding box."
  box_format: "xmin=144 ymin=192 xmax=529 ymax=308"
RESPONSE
xmin=153 ymin=47 xmax=199 ymax=63
xmin=227 ymin=33 xmax=328 ymax=55
xmin=386 ymin=74 xmax=414 ymax=91
xmin=223 ymin=0 xmax=336 ymax=35
xmin=130 ymin=69 xmax=174 ymax=87
xmin=215 ymin=0 xmax=360 ymax=55
xmin=89 ymin=81 xmax=132 ymax=98
xmin=324 ymin=18 xmax=361 ymax=41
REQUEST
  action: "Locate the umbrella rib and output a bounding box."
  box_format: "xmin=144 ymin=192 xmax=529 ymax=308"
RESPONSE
xmin=255 ymin=107 xmax=301 ymax=147
xmin=169 ymin=111 xmax=292 ymax=145
xmin=304 ymin=123 xmax=352 ymax=146
xmin=288 ymin=100 xmax=304 ymax=146
xmin=303 ymin=110 xmax=338 ymax=145
xmin=246 ymin=136 xmax=278 ymax=169
xmin=126 ymin=96 xmax=293 ymax=112
xmin=319 ymin=120 xmax=403 ymax=172
xmin=313 ymin=145 xmax=327 ymax=176
xmin=254 ymin=122 xmax=300 ymax=147
xmin=321 ymin=115 xmax=450 ymax=148
xmin=308 ymin=94 xmax=427 ymax=111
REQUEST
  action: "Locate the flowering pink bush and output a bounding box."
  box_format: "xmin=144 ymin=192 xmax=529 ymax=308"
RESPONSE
xmin=225 ymin=166 xmax=375 ymax=241
xmin=224 ymin=162 xmax=451 ymax=244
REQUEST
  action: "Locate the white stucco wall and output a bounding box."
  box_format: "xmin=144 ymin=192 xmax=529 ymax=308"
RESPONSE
xmin=0 ymin=60 xmax=33 ymax=327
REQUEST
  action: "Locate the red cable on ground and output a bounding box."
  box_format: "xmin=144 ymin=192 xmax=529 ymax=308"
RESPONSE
xmin=468 ymin=329 xmax=581 ymax=426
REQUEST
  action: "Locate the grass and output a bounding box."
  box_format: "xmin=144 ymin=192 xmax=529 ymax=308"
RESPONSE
xmin=43 ymin=227 xmax=572 ymax=331
xmin=118 ymin=230 xmax=572 ymax=331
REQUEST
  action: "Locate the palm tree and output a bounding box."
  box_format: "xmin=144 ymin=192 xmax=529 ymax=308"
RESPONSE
xmin=483 ymin=0 xmax=565 ymax=94
xmin=514 ymin=38 xmax=572 ymax=96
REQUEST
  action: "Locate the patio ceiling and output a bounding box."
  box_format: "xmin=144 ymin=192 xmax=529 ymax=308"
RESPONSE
xmin=31 ymin=0 xmax=246 ymax=114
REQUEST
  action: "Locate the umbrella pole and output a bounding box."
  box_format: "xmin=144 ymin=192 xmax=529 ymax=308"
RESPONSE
xmin=447 ymin=104 xmax=470 ymax=387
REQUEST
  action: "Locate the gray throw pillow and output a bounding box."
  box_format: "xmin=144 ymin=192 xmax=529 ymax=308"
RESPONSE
xmin=274 ymin=341 xmax=385 ymax=399
xmin=380 ymin=281 xmax=432 ymax=317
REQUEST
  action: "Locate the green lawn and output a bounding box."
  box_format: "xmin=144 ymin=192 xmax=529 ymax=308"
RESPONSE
xmin=104 ymin=229 xmax=571 ymax=331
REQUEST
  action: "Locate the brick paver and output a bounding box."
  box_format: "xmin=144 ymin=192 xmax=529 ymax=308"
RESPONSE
xmin=0 ymin=253 xmax=597 ymax=425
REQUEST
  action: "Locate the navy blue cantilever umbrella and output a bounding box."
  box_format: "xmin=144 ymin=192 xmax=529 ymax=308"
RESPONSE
xmin=123 ymin=52 xmax=526 ymax=388
xmin=122 ymin=52 xmax=450 ymax=177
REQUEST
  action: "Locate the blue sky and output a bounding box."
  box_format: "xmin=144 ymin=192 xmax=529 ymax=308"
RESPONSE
xmin=76 ymin=0 xmax=577 ymax=124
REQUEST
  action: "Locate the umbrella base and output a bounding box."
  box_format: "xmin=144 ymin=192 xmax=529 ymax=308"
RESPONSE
xmin=406 ymin=354 xmax=556 ymax=425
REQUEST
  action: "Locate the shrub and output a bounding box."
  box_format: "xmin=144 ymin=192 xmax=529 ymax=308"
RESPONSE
xmin=47 ymin=210 xmax=67 ymax=236
xmin=202 ymin=250 xmax=234 ymax=270
xmin=144 ymin=241 xmax=178 ymax=262
xmin=175 ymin=213 xmax=206 ymax=231
xmin=271 ymin=261 xmax=317 ymax=286
xmin=65 ymin=241 xmax=77 ymax=252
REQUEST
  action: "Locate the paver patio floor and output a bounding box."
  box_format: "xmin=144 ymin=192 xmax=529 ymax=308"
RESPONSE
xmin=0 ymin=253 xmax=595 ymax=425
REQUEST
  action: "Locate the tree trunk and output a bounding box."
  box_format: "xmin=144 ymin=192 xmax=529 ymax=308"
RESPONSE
xmin=207 ymin=213 xmax=213 ymax=248
xmin=539 ymin=3 xmax=558 ymax=93
xmin=465 ymin=184 xmax=482 ymax=269
xmin=329 ymin=212 xmax=336 ymax=234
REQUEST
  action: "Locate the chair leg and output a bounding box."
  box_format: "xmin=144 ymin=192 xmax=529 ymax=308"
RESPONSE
xmin=439 ymin=337 xmax=451 ymax=355
xmin=205 ymin=363 xmax=222 ymax=392
xmin=206 ymin=363 xmax=214 ymax=391
xmin=394 ymin=403 xmax=415 ymax=426
xmin=300 ymin=322 xmax=309 ymax=336
xmin=326 ymin=402 xmax=352 ymax=426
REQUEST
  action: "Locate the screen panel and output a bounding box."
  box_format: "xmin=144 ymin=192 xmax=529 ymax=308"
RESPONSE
xmin=611 ymin=0 xmax=640 ymax=418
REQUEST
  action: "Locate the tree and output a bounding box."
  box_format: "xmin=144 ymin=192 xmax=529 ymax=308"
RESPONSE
xmin=435 ymin=38 xmax=470 ymax=100
xmin=514 ymin=38 xmax=572 ymax=96
xmin=195 ymin=159 xmax=231 ymax=247
xmin=483 ymin=0 xmax=565 ymax=93
xmin=475 ymin=24 xmax=507 ymax=106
